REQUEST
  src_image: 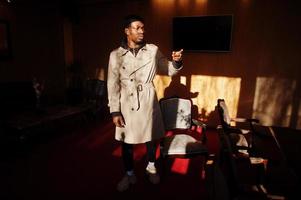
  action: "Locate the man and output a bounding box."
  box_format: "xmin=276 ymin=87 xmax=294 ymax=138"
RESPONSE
xmin=107 ymin=15 xmax=183 ymax=192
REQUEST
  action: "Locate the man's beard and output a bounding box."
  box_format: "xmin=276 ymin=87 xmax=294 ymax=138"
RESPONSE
xmin=136 ymin=39 xmax=145 ymax=45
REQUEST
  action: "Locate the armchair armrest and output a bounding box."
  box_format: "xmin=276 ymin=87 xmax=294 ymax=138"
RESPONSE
xmin=192 ymin=119 xmax=207 ymax=143
xmin=231 ymin=118 xmax=259 ymax=124
xmin=231 ymin=117 xmax=260 ymax=135
xmin=192 ymin=119 xmax=207 ymax=130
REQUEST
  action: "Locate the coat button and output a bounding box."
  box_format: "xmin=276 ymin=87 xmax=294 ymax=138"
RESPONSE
xmin=131 ymin=108 xmax=134 ymax=111
xmin=130 ymin=93 xmax=133 ymax=96
xmin=122 ymin=66 xmax=125 ymax=69
xmin=130 ymin=79 xmax=133 ymax=82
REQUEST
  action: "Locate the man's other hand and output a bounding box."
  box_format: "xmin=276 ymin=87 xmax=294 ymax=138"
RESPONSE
xmin=113 ymin=115 xmax=125 ymax=128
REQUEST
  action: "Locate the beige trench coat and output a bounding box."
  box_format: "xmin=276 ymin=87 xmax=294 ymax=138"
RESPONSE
xmin=107 ymin=43 xmax=182 ymax=144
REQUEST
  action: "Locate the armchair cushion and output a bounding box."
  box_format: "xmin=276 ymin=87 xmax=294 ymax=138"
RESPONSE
xmin=161 ymin=134 xmax=207 ymax=157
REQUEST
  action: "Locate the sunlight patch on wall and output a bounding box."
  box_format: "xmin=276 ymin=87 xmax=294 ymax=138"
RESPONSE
xmin=153 ymin=75 xmax=172 ymax=100
xmin=180 ymin=76 xmax=186 ymax=85
xmin=190 ymin=75 xmax=241 ymax=119
xmin=252 ymin=77 xmax=296 ymax=127
xmin=154 ymin=75 xmax=241 ymax=121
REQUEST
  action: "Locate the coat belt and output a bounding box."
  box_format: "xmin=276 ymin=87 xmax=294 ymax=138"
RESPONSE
xmin=136 ymin=82 xmax=154 ymax=111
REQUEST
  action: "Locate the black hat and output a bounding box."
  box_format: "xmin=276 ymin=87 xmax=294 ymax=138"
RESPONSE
xmin=123 ymin=14 xmax=144 ymax=29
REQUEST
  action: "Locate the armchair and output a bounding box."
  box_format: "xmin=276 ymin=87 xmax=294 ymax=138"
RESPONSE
xmin=216 ymin=99 xmax=260 ymax=156
xmin=159 ymin=97 xmax=208 ymax=178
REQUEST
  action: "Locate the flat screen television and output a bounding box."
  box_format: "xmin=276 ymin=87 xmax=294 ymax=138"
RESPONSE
xmin=172 ymin=15 xmax=233 ymax=52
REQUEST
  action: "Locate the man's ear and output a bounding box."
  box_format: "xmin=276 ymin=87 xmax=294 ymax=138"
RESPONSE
xmin=125 ymin=28 xmax=129 ymax=36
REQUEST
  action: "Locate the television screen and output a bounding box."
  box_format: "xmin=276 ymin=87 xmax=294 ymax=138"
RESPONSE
xmin=172 ymin=15 xmax=233 ymax=52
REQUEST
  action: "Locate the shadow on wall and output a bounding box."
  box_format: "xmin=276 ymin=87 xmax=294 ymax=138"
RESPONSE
xmin=162 ymin=75 xmax=219 ymax=128
xmin=155 ymin=74 xmax=240 ymax=128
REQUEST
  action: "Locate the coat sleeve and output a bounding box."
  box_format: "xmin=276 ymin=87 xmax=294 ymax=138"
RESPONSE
xmin=107 ymin=51 xmax=121 ymax=113
xmin=156 ymin=48 xmax=183 ymax=76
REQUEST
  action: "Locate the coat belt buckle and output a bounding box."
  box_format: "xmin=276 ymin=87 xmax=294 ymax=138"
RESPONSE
xmin=137 ymin=84 xmax=143 ymax=92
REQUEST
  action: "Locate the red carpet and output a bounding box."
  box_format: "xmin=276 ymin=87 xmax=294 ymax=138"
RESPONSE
xmin=0 ymin=118 xmax=219 ymax=200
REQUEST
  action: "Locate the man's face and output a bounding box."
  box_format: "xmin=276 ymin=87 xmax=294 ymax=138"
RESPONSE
xmin=125 ymin=21 xmax=145 ymax=44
